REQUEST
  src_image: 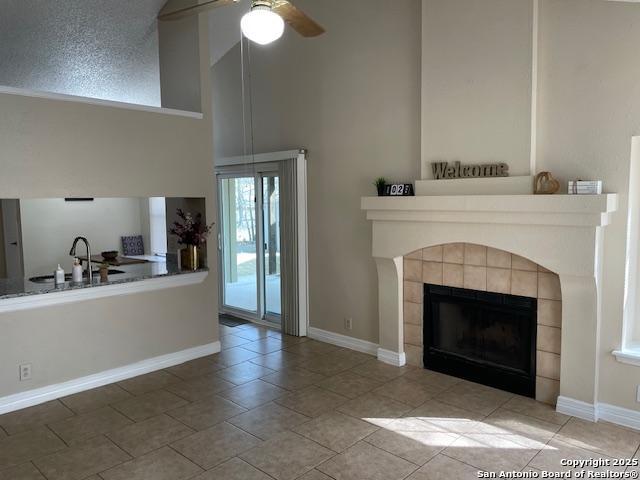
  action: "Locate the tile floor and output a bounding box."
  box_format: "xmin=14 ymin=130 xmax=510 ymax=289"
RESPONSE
xmin=1 ymin=323 xmax=640 ymax=480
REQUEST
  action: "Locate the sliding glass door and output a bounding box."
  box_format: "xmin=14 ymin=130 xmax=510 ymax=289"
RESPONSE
xmin=220 ymin=176 xmax=259 ymax=314
xmin=218 ymin=167 xmax=281 ymax=324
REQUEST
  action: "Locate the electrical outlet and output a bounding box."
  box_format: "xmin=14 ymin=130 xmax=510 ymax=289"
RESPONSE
xmin=344 ymin=317 xmax=353 ymax=331
xmin=19 ymin=363 xmax=32 ymax=381
xmin=637 ymin=385 xmax=640 ymax=403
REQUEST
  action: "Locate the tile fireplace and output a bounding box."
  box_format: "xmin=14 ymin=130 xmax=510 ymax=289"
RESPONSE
xmin=404 ymin=243 xmax=560 ymax=404
xmin=362 ymin=193 xmax=617 ymax=418
xmin=423 ymin=283 xmax=537 ymax=398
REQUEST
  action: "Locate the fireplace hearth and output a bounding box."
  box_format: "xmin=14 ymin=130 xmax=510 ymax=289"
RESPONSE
xmin=423 ymin=283 xmax=537 ymax=397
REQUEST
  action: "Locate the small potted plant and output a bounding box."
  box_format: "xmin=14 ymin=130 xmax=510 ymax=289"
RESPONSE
xmin=170 ymin=209 xmax=214 ymax=271
xmin=374 ymin=177 xmax=387 ymax=197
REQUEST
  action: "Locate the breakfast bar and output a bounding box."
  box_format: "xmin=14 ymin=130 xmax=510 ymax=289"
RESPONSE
xmin=0 ymin=263 xmax=208 ymax=313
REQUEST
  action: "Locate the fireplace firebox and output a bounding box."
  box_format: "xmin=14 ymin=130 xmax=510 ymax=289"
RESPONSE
xmin=423 ymin=284 xmax=537 ymax=397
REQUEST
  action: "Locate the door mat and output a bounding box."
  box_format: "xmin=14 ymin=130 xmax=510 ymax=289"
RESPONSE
xmin=219 ymin=313 xmax=250 ymax=327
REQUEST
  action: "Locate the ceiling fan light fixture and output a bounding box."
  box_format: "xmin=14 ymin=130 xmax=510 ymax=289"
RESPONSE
xmin=241 ymin=4 xmax=285 ymax=45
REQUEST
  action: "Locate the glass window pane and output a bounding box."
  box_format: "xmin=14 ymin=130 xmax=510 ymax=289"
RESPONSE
xmin=263 ymin=175 xmax=281 ymax=316
xmin=221 ymin=177 xmax=257 ymax=313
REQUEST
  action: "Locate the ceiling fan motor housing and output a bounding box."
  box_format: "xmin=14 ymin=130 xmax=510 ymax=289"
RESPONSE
xmin=252 ymin=0 xmax=275 ymax=10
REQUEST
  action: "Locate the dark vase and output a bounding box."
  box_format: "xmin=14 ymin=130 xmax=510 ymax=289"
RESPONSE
xmin=377 ymin=184 xmax=386 ymax=196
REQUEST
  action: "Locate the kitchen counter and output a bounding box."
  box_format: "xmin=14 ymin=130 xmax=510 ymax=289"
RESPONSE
xmin=0 ymin=262 xmax=209 ymax=313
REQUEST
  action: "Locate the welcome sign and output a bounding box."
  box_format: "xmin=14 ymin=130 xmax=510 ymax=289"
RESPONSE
xmin=432 ymin=161 xmax=509 ymax=180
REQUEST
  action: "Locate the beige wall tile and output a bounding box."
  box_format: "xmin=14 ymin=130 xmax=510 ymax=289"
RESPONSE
xmin=404 ymin=259 xmax=422 ymax=282
xmin=406 ymin=249 xmax=422 ymax=260
xmin=538 ymin=273 xmax=562 ymax=300
xmin=487 ymin=248 xmax=512 ymax=269
xmin=538 ymin=299 xmax=562 ymax=328
xmin=404 ymin=302 xmax=422 ymax=326
xmin=443 ymin=263 xmax=464 ymax=288
xmin=464 ymin=244 xmax=487 ymax=266
xmin=536 ymin=376 xmax=560 ymax=406
xmin=538 ymin=264 xmax=553 ymax=273
xmin=422 ymin=246 xmax=443 ymax=262
xmin=538 ymin=325 xmax=561 ymax=354
xmin=512 ymin=255 xmax=538 ymax=272
xmin=404 ymin=281 xmax=422 ymax=304
xmin=404 ymin=324 xmax=422 ymax=347
xmin=443 ymin=243 xmax=464 ymax=264
xmin=404 ymin=344 xmax=423 ymax=368
xmin=487 ymin=268 xmax=511 ymax=294
xmin=463 ymin=265 xmax=487 ymax=291
xmin=423 ymin=261 xmax=443 ymax=285
xmin=537 ymin=351 xmax=561 ymax=380
xmin=511 ymin=270 xmax=538 ymax=298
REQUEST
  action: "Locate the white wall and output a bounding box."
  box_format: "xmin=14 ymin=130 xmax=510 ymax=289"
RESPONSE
xmin=211 ymin=0 xmax=640 ymax=414
xmin=212 ymin=0 xmax=422 ymax=343
xmin=1 ymin=283 xmax=216 ymax=398
xmin=0 ymin=204 xmax=6 ymax=278
xmin=159 ymin=16 xmax=203 ymax=112
xmin=208 ymin=0 xmax=249 ymax=65
xmin=421 ymin=0 xmax=534 ymax=178
xmin=535 ymin=0 xmax=640 ymax=411
xmin=0 ymin=15 xmax=218 ymax=399
xmin=212 ymin=43 xmax=248 ymax=160
xmin=0 ymin=0 xmax=165 ymax=106
xmin=420 ymin=0 xmax=640 ymax=411
xmin=19 ymin=198 xmax=146 ymax=277
xmin=0 ymin=102 xmax=210 ymax=199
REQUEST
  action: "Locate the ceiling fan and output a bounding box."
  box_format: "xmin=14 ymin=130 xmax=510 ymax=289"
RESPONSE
xmin=158 ymin=0 xmax=325 ymax=45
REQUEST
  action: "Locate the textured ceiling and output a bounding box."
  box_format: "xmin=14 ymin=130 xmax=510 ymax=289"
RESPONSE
xmin=0 ymin=0 xmax=167 ymax=106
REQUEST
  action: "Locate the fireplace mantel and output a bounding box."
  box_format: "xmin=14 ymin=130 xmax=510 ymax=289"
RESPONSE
xmin=362 ymin=194 xmax=617 ymax=227
xmin=362 ymin=193 xmax=618 ymax=419
xmin=362 ymin=194 xmax=617 ymax=276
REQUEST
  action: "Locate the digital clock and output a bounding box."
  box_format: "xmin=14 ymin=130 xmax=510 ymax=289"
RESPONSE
xmin=383 ymin=183 xmax=414 ymax=196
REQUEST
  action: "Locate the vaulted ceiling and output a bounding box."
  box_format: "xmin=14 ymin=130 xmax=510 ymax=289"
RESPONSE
xmin=208 ymin=0 xmax=250 ymax=66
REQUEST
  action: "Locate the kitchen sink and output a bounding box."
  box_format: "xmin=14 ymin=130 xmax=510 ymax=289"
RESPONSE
xmin=29 ymin=270 xmax=125 ymax=284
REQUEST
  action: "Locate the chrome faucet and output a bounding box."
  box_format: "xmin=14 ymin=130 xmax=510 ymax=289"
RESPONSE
xmin=69 ymin=236 xmax=92 ymax=283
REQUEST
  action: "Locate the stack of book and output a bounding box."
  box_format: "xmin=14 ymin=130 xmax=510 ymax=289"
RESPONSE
xmin=568 ymin=180 xmax=602 ymax=195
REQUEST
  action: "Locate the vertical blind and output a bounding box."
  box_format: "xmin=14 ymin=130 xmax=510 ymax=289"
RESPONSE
xmin=279 ymin=158 xmax=300 ymax=336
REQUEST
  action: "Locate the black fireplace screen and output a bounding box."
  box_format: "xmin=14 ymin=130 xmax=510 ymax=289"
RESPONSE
xmin=423 ymin=284 xmax=537 ymax=397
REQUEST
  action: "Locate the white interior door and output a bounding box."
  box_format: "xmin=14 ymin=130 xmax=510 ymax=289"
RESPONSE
xmin=2 ymin=199 xmax=24 ymax=278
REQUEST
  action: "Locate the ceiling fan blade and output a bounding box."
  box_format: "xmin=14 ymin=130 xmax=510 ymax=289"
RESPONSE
xmin=158 ymin=0 xmax=239 ymax=21
xmin=273 ymin=1 xmax=325 ymax=37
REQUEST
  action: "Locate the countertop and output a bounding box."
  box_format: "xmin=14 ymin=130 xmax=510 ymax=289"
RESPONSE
xmin=0 ymin=262 xmax=208 ymax=302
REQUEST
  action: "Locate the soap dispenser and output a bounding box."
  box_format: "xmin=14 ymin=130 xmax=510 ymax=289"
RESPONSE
xmin=54 ymin=264 xmax=65 ymax=286
xmin=72 ymin=258 xmax=83 ymax=283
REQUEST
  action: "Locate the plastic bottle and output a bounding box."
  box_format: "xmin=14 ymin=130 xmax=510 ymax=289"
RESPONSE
xmin=54 ymin=264 xmax=65 ymax=286
xmin=72 ymin=258 xmax=83 ymax=283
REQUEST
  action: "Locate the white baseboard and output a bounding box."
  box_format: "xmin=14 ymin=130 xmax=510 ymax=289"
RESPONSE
xmin=557 ymin=396 xmax=640 ymax=431
xmin=0 ymin=341 xmax=220 ymax=415
xmin=377 ymin=348 xmax=407 ymax=367
xmin=306 ymin=327 xmax=410 ymax=367
xmin=307 ymin=327 xmax=378 ymax=355
xmin=599 ymin=402 xmax=640 ymax=431
xmin=556 ymin=396 xmax=598 ymax=422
